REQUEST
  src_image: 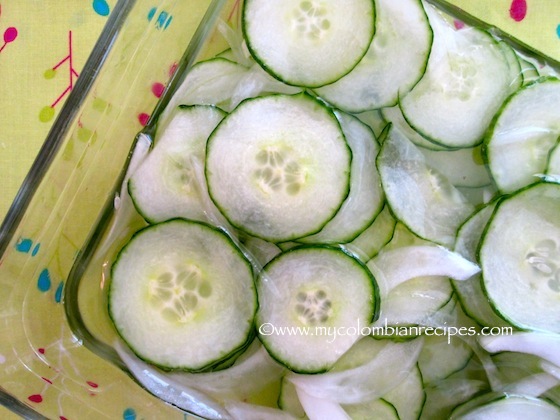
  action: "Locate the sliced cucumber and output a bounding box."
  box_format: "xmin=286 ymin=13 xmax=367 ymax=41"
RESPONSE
xmin=288 ymin=337 xmax=424 ymax=404
xmin=418 ymin=334 xmax=473 ymax=384
xmin=230 ymin=62 xmax=303 ymax=109
xmin=377 ymin=124 xmax=474 ymax=247
xmin=498 ymin=41 xmax=523 ymax=92
xmin=109 ymin=219 xmax=256 ymax=371
xmin=243 ymin=0 xmax=375 ymax=87
xmin=368 ymin=274 xmax=454 ymax=331
xmin=456 ymin=184 xmax=497 ymax=208
xmin=480 ymin=332 xmax=560 ymax=368
xmin=381 ymin=105 xmax=448 ymax=151
xmin=453 ymin=201 xmax=510 ymax=328
xmin=420 ymin=145 xmax=492 ymax=188
xmin=299 ymin=112 xmax=383 ymax=244
xmin=256 ymin=246 xmax=378 ymax=373
xmin=315 ymin=0 xmax=432 ymax=111
xmin=129 ymin=105 xmax=225 ymax=224
xmin=479 ymin=182 xmax=560 ymax=333
xmin=484 ymin=77 xmax=560 ymax=193
xmin=206 ymin=93 xmax=351 ymax=242
xmin=345 ymin=204 xmax=396 ymax=261
xmin=493 ymin=352 xmax=560 ymax=404
xmin=383 ymin=222 xmax=434 ymax=251
xmin=241 ymin=235 xmax=282 ymax=267
xmin=450 ymin=393 xmax=560 ymax=419
xmin=343 ymin=398 xmax=398 ymax=419
xmin=278 ymin=376 xmax=306 ymax=418
xmin=355 ymin=109 xmax=388 ymax=138
xmin=518 ymin=56 xmax=540 ymax=85
xmin=400 ymin=4 xmax=514 ymax=148
xmin=384 ymin=365 xmax=426 ymax=420
xmin=546 ymin=141 xmax=560 ymax=176
xmin=421 ymin=378 xmax=489 ymax=420
xmin=164 ymin=58 xmax=248 ymax=116
xmin=167 ymin=342 xmax=284 ymax=403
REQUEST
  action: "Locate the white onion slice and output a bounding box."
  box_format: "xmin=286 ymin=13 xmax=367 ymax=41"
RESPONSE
xmin=295 ymin=387 xmax=350 ymax=420
xmin=480 ymin=332 xmax=560 ymax=367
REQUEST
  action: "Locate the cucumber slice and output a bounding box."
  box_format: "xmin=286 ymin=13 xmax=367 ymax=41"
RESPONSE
xmin=109 ymin=219 xmax=256 ymax=371
xmin=256 ymin=246 xmax=379 ymax=373
xmin=166 ymin=342 xmax=284 ymax=403
xmin=243 ymin=0 xmax=375 ymax=88
xmin=498 ymin=41 xmax=523 ymax=92
xmin=163 ymin=58 xmax=248 ymax=116
xmin=206 ymin=93 xmax=351 ymax=242
xmin=420 ymin=145 xmax=492 ymax=188
xmin=421 ymin=378 xmax=489 ymax=420
xmin=278 ymin=377 xmax=306 ymax=418
xmin=377 ymin=124 xmax=474 ymax=247
xmin=456 ymin=184 xmax=497 ymax=208
xmin=343 ymin=398 xmax=398 ymax=419
xmin=368 ymin=275 xmax=454 ymax=331
xmin=288 ymin=337 xmax=424 ymax=404
xmin=484 ymin=77 xmax=560 ymax=193
xmin=384 ymin=365 xmax=426 ymax=420
xmin=452 ymin=201 xmax=510 ymax=328
xmin=450 ymin=393 xmax=560 ymax=420
xmin=383 ymin=222 xmax=434 ymax=251
xmin=129 ymin=105 xmax=225 ymax=224
xmin=400 ymin=5 xmax=514 ymax=148
xmin=546 ymin=141 xmax=560 ymax=177
xmin=519 ymin=56 xmax=540 ymax=85
xmin=381 ymin=105 xmax=448 ymax=151
xmin=418 ymin=334 xmax=473 ymax=384
xmin=355 ymin=109 xmax=387 ymax=138
xmin=480 ymin=332 xmax=560 ymax=368
xmin=241 ymin=235 xmax=282 ymax=267
xmin=299 ymin=112 xmax=383 ymax=244
xmin=315 ymin=0 xmax=432 ymax=111
xmin=493 ymin=352 xmax=560 ymax=404
xmin=345 ymin=204 xmax=396 ymax=261
xmin=230 ymin=63 xmax=303 ymax=109
xmin=479 ymin=182 xmax=560 ymax=333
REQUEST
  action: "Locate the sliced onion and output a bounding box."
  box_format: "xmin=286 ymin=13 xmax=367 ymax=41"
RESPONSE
xmin=295 ymin=387 xmax=350 ymax=420
xmin=168 ymin=341 xmax=285 ymax=401
xmin=368 ymin=245 xmax=480 ymax=296
xmin=504 ymin=372 xmax=560 ymax=397
xmin=480 ymin=332 xmax=560 ymax=367
xmin=115 ymin=340 xmax=229 ymax=420
xmin=287 ymin=338 xmax=423 ymax=404
xmin=224 ymin=401 xmax=297 ymax=420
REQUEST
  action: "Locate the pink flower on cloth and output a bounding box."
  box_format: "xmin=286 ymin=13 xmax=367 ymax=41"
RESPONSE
xmin=509 ymin=0 xmax=527 ymax=22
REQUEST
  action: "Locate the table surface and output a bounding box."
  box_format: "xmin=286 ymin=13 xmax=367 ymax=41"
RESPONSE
xmin=0 ymin=0 xmax=559 ymax=223
xmin=0 ymin=1 xmax=112 ymax=223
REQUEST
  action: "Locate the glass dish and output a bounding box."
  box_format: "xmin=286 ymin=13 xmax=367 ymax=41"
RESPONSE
xmin=0 ymin=0 xmax=559 ymax=418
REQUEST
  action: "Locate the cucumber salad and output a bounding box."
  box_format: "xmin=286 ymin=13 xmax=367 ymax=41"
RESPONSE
xmin=106 ymin=0 xmax=560 ymax=418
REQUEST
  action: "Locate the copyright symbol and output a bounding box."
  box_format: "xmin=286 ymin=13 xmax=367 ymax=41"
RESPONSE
xmin=259 ymin=323 xmax=274 ymax=336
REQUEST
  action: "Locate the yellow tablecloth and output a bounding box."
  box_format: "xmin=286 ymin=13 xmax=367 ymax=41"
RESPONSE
xmin=0 ymin=0 xmax=559 ymax=222
xmin=0 ymin=1 xmax=113 ymax=221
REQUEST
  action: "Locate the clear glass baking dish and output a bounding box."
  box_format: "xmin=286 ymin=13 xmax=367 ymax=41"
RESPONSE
xmin=0 ymin=0 xmax=559 ymax=418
